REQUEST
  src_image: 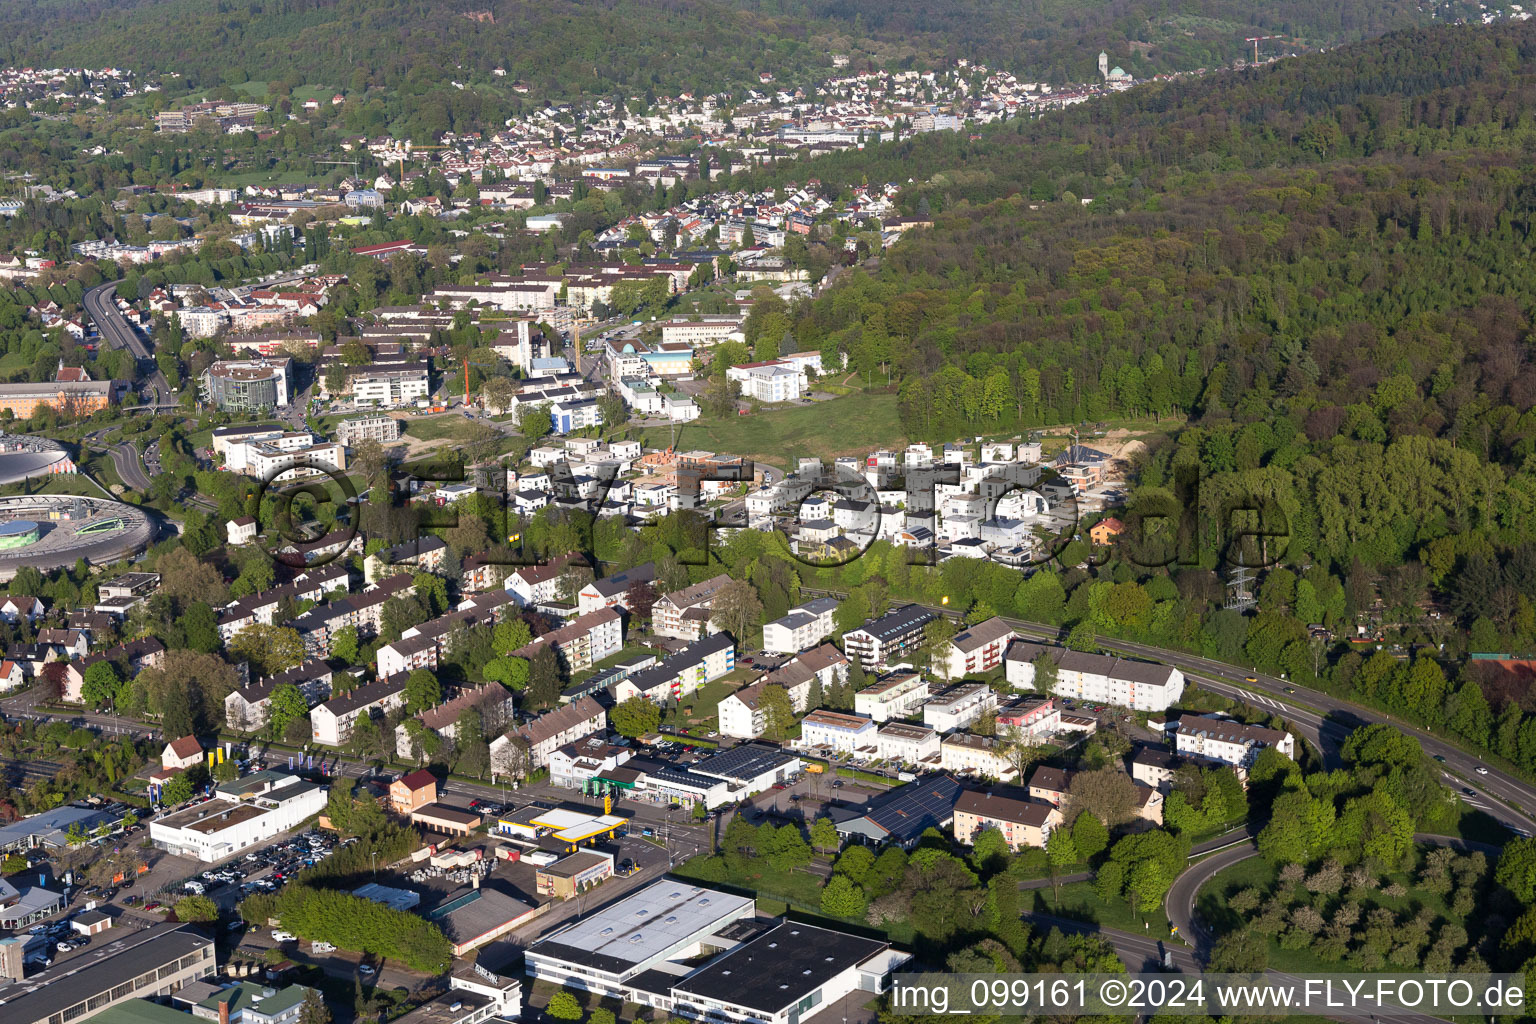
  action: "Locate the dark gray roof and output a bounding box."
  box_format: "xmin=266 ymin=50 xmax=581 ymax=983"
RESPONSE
xmin=694 ymin=743 xmax=797 ymax=783
xmin=672 ymin=921 xmax=888 ymax=1014
xmin=848 ymin=604 xmax=936 ymax=643
xmin=839 ymin=773 xmax=961 ymax=843
xmin=0 ymin=925 xmax=211 ymax=1023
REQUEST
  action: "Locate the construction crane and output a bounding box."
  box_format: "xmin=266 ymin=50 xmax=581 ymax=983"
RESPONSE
xmin=1245 ymin=35 xmax=1279 ymax=63
xmin=462 ymin=356 xmax=499 ymax=409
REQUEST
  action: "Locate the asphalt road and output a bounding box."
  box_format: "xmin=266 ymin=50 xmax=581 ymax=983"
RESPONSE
xmin=802 ymin=588 xmax=1536 ymax=834
xmin=83 ymin=282 xmax=175 ymax=409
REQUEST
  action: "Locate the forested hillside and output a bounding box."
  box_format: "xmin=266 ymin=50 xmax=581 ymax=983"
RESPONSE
xmin=0 ymin=0 xmax=1501 ymax=109
xmin=744 ymin=0 xmax=1496 ymax=81
xmin=726 ymin=20 xmax=1536 ymax=770
xmin=0 ymin=0 xmax=852 ymax=104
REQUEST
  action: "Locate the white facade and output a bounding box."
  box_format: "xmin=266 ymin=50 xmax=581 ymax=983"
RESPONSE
xmin=940 ymin=733 xmax=1018 ymax=780
xmin=759 ymin=597 xmax=838 ymax=654
xmin=922 ymin=683 xmax=998 ymax=733
xmin=1005 ymin=642 xmax=1186 ymax=712
xmin=149 ymin=773 xmax=327 ymax=862
xmin=798 ymin=710 xmax=877 ymax=753
xmin=725 ymin=361 xmax=803 ymax=402
xmin=1174 ymin=715 xmax=1295 ymax=767
xmin=875 ymin=721 xmax=940 ymax=763
xmin=855 ymin=671 xmax=930 ymax=722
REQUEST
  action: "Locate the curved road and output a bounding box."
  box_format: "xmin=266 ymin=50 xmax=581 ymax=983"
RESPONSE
xmin=83 ymin=281 xmax=175 ymax=409
xmin=1168 ymin=832 xmax=1506 ymax=957
xmin=84 ymin=427 xmax=153 ymax=493
xmin=800 ymin=588 xmax=1536 ymax=833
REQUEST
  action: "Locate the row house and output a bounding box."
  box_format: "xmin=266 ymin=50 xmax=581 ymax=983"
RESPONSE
xmin=217 ymin=565 xmax=349 ymax=642
xmin=287 ymin=573 xmax=415 ymax=658
xmin=922 ymin=683 xmax=998 ymax=733
xmin=853 ymin=670 xmax=929 ymax=723
xmin=508 ymin=607 xmax=623 ymax=676
xmin=1004 ymin=642 xmax=1185 ymax=712
xmin=62 ymin=637 xmax=166 ymax=703
xmin=495 ymin=695 xmax=607 ymax=772
xmin=940 ymin=733 xmax=1018 ymax=781
xmin=799 ymin=709 xmax=877 ymax=754
xmin=311 ymin=675 xmax=410 ymax=746
xmin=396 ymin=682 xmax=518 ymax=759
xmin=363 ymin=536 xmax=448 ymax=585
xmin=612 ymin=633 xmax=734 ymax=703
xmin=875 ymin=721 xmax=941 ymax=764
xmin=224 ymin=659 xmax=335 ymax=733
xmin=1173 ymin=714 xmax=1295 ymax=768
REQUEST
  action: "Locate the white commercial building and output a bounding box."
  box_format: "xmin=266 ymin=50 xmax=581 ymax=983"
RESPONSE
xmin=149 ymin=771 xmax=326 ymax=862
xmin=1005 ymin=641 xmax=1186 ymax=712
xmin=798 ymin=709 xmax=877 ymax=754
xmin=524 ymin=880 xmax=907 ymax=1023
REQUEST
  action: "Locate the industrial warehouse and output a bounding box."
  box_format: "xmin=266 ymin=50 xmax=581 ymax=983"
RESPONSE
xmin=524 ymin=880 xmax=908 ymax=1022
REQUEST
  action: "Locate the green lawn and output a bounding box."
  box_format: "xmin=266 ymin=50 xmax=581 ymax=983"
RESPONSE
xmin=636 ymin=389 xmax=905 ymax=468
xmin=403 ymin=415 xmax=483 ymax=442
xmin=1027 ymin=879 xmax=1175 ymax=939
xmin=671 ymin=675 xmax=750 ymax=734
xmin=570 ymin=645 xmax=656 ymax=685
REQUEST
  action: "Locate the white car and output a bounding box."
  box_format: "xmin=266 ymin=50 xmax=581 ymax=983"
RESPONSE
xmin=311 ymin=941 xmax=336 ymax=953
xmin=272 ymin=930 xmax=296 ymax=942
xmin=1476 ymin=766 xmax=1490 ymax=775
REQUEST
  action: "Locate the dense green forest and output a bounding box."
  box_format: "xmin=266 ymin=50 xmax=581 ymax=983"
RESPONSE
xmin=0 ymin=0 xmax=1502 ymax=116
xmin=743 ymin=0 xmax=1498 ymax=81
xmin=722 ymin=21 xmax=1536 ymax=776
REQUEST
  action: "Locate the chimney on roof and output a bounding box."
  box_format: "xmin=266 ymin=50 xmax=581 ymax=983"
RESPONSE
xmin=219 ymin=1001 xmax=231 ymax=1024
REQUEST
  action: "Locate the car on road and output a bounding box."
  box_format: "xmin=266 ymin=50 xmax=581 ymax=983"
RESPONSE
xmin=831 ymin=780 xmax=843 ymax=788
xmin=1463 ymin=788 xmax=1477 ymax=796
xmin=358 ymin=964 xmax=375 ymax=976
xmin=1433 ymin=755 xmax=1446 ymax=762
xmin=1477 ymin=766 xmax=1490 ymax=775
xmin=1244 ymin=676 xmax=1258 ymax=683
xmin=1283 ymin=686 xmax=1295 ymax=693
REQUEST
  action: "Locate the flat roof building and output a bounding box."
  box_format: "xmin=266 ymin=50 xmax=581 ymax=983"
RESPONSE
xmin=525 ymin=880 xmax=755 ymax=998
xmin=0 ymin=925 xmax=215 ymax=1024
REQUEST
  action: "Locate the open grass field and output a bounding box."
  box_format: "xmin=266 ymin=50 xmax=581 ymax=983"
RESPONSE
xmin=1027 ymin=878 xmax=1175 ymax=939
xmin=402 ymin=414 xmax=483 ymax=443
xmin=636 ymin=389 xmax=905 ymax=469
